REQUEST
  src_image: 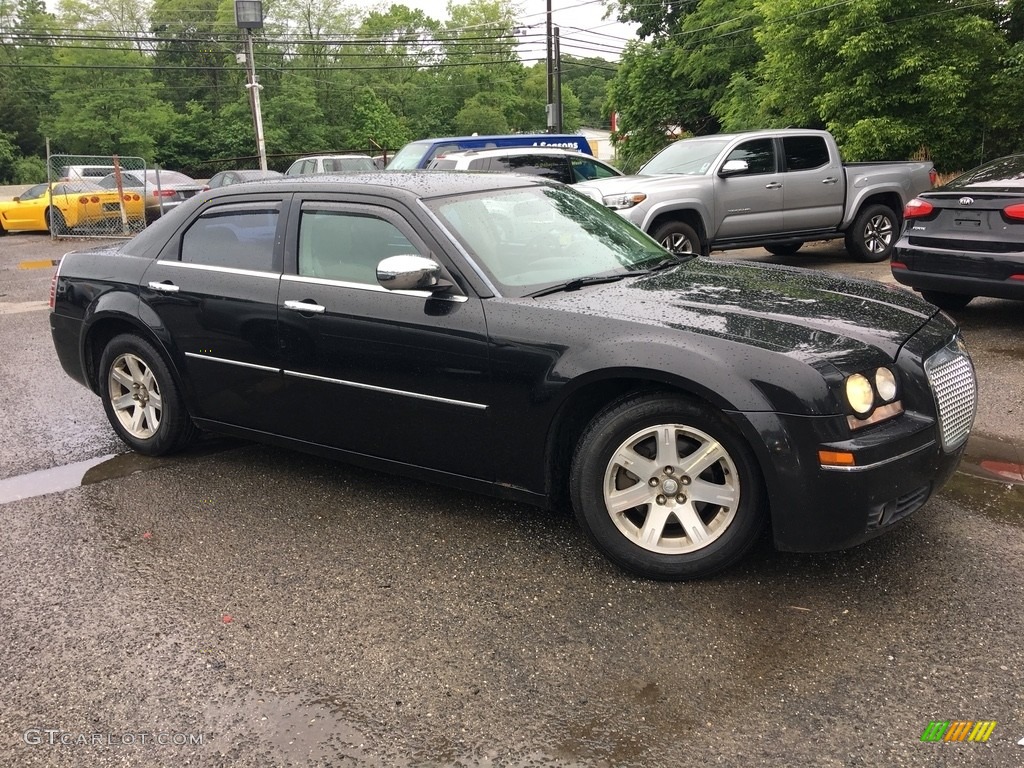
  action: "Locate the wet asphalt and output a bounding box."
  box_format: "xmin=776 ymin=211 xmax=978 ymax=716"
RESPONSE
xmin=1 ymin=232 xmax=1023 ymax=767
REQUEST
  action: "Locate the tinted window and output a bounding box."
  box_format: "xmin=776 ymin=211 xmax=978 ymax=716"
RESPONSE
xmin=181 ymin=207 xmax=280 ymax=271
xmin=783 ymin=136 xmax=830 ymax=171
xmin=570 ymin=157 xmax=619 ymax=182
xmin=20 ymin=184 xmax=48 ymax=201
xmin=298 ymin=208 xmax=418 ymax=285
xmin=725 ymin=139 xmax=775 ymax=175
xmin=505 ymin=155 xmax=572 ymax=184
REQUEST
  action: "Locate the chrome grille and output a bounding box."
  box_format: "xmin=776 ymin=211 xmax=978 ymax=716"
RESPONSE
xmin=924 ymin=337 xmax=977 ymax=452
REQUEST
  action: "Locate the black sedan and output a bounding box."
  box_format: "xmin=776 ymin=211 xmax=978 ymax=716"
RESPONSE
xmin=49 ymin=172 xmax=977 ymax=580
xmin=892 ymin=153 xmax=1024 ymax=310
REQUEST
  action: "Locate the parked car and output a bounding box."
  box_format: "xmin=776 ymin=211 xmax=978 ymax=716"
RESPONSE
xmin=576 ymin=129 xmax=937 ymax=262
xmin=892 ymin=153 xmax=1024 ymax=310
xmin=387 ymin=134 xmax=595 ymax=170
xmin=204 ymin=169 xmax=283 ymax=190
xmin=284 ymin=155 xmax=376 ymax=176
xmin=49 ymin=173 xmax=976 ymax=580
xmin=97 ymin=169 xmax=204 ymax=223
xmin=427 ymin=147 xmax=622 ymax=185
xmin=0 ymin=180 xmax=144 ymax=235
xmin=58 ymin=164 xmax=116 ymax=181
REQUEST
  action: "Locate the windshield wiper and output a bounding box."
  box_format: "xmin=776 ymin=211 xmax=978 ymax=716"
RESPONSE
xmin=527 ymin=274 xmax=632 ymax=298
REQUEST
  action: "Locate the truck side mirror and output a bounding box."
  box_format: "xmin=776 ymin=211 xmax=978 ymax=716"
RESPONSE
xmin=719 ymin=159 xmax=749 ymax=177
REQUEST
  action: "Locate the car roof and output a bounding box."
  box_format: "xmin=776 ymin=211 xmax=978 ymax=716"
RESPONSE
xmin=201 ymin=170 xmax=552 ymax=201
xmin=434 ymin=147 xmax=593 ymax=161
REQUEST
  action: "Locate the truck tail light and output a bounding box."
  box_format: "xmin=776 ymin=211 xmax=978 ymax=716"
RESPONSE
xmin=48 ymin=270 xmax=58 ymax=309
xmin=904 ymin=198 xmax=934 ymax=219
xmin=929 ymin=168 xmax=938 ymax=187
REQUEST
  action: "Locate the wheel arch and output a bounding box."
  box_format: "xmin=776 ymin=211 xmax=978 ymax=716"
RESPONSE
xmin=542 ymin=371 xmax=776 ymax=514
xmin=843 ymin=190 xmax=903 ymax=230
xmin=82 ymin=313 xmax=193 ymax=415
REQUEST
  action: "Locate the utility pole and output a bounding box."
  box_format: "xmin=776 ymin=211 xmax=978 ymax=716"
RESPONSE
xmin=553 ymin=26 xmax=563 ymax=133
xmin=545 ymin=0 xmax=555 ymax=132
xmin=235 ymin=0 xmax=268 ymax=172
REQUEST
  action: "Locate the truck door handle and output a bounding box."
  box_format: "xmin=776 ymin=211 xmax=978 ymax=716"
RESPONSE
xmin=821 ymin=176 xmax=839 ymax=184
xmin=765 ymin=182 xmax=783 ymax=190
xmin=284 ymin=299 xmax=326 ymax=314
xmin=147 ymin=281 xmax=180 ymax=293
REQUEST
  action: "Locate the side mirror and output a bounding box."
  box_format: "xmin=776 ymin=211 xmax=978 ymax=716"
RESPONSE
xmin=719 ymin=159 xmax=749 ymax=177
xmin=12 ymin=197 xmax=20 ymax=203
xmin=377 ymin=255 xmax=454 ymax=294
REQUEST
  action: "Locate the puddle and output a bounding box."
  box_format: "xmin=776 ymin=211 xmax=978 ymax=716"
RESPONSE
xmin=942 ymin=431 xmax=1024 ymax=528
xmin=0 ymin=440 xmax=242 ymax=506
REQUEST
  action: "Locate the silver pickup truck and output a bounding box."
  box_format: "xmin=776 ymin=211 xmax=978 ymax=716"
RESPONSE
xmin=576 ymin=129 xmax=936 ymax=262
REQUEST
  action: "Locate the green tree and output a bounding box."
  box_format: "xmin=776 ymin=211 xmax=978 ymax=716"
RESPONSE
xmin=751 ymin=0 xmax=1007 ymax=170
xmin=343 ymin=89 xmax=412 ymax=151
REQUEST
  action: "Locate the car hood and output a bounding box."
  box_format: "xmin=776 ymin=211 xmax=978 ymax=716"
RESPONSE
xmin=535 ymin=258 xmax=936 ymax=370
xmin=576 ymin=173 xmax=707 ymax=198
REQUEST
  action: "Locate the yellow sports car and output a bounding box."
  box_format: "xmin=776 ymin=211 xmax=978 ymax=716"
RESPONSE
xmin=0 ymin=181 xmax=145 ymax=235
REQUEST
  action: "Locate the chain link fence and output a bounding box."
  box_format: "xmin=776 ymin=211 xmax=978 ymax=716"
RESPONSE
xmin=45 ymin=154 xmax=148 ymax=239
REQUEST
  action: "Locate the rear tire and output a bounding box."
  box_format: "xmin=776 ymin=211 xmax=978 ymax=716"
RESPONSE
xmin=98 ymin=334 xmax=195 ymax=455
xmin=920 ymin=290 xmax=973 ymax=311
xmin=570 ymin=393 xmax=767 ymax=580
xmin=46 ymin=208 xmax=68 ymax=235
xmin=845 ymin=203 xmax=897 ymax=262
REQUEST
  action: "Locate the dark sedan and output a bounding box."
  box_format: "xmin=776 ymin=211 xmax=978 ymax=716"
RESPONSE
xmin=892 ymin=153 xmax=1024 ymax=310
xmin=97 ymin=169 xmax=204 ymax=223
xmin=49 ymin=173 xmax=977 ymax=580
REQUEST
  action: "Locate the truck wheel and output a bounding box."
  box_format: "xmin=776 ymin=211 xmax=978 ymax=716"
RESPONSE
xmin=920 ymin=290 xmax=973 ymax=311
xmin=845 ymin=203 xmax=897 ymax=262
xmin=651 ymin=221 xmax=700 ymax=256
xmin=765 ymin=242 xmax=802 ymax=256
xmin=569 ymin=393 xmax=767 ymax=580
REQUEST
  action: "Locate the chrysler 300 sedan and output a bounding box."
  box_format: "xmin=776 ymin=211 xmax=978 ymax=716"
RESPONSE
xmin=49 ymin=172 xmax=977 ymax=580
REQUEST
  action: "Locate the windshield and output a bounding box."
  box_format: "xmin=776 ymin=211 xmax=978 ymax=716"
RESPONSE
xmin=426 ymin=185 xmax=671 ymax=297
xmin=639 ymin=138 xmax=731 ymax=176
xmin=387 ymin=141 xmax=433 ymax=170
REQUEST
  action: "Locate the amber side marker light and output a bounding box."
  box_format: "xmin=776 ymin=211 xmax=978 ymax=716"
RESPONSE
xmin=819 ymin=450 xmax=856 ymax=468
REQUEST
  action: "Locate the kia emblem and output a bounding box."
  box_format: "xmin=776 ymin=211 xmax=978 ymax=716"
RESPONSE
xmin=959 ymin=196 xmax=974 ymax=206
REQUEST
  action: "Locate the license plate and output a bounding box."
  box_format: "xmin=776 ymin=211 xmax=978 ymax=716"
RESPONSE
xmin=102 ymin=202 xmax=120 ymax=211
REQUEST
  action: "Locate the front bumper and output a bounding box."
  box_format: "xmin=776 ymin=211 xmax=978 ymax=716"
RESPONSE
xmin=736 ymin=330 xmax=976 ymax=552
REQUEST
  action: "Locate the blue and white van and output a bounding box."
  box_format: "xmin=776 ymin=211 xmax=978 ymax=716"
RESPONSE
xmin=386 ymin=134 xmax=594 ymax=170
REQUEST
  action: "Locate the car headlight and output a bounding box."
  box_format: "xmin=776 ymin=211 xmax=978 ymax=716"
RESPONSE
xmin=874 ymin=367 xmax=897 ymax=402
xmin=603 ymin=193 xmax=647 ymax=210
xmin=843 ymin=366 xmax=903 ymax=429
xmin=845 ymin=373 xmax=874 ymax=415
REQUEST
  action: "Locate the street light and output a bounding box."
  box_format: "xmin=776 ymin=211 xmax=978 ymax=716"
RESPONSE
xmin=235 ymin=0 xmax=268 ymax=171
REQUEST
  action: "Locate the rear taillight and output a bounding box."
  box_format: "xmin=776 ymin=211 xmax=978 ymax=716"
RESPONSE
xmin=904 ymin=198 xmax=934 ymax=219
xmin=78 ymin=196 xmax=89 ymax=204
xmin=1003 ymin=203 xmax=1024 ymax=221
xmin=928 ymin=168 xmax=938 ymax=187
xmin=152 ymin=189 xmax=176 ymax=198
xmin=48 ymin=270 xmax=58 ymax=309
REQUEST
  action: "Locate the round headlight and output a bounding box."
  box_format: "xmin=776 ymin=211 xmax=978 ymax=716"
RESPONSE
xmin=845 ymin=373 xmax=874 ymax=415
xmin=875 ymin=367 xmax=897 ymax=402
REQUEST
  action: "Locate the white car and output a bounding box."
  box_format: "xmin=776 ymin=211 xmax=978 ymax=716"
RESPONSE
xmin=285 ymin=154 xmax=376 ymax=175
xmin=426 ymin=147 xmax=622 ymax=185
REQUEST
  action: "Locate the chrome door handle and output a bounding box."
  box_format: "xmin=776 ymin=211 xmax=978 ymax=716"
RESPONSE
xmin=147 ymin=281 xmax=180 ymax=293
xmin=284 ymin=299 xmax=326 ymax=314
xmin=765 ymin=182 xmax=783 ymax=190
xmin=821 ymin=176 xmax=839 ymax=184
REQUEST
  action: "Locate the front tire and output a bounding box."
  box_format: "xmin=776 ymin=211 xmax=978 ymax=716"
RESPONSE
xmin=98 ymin=334 xmax=195 ymax=455
xmin=845 ymin=203 xmax=897 ymax=262
xmin=570 ymin=393 xmax=767 ymax=580
xmin=651 ymin=221 xmax=701 ymax=256
xmin=920 ymin=290 xmax=973 ymax=311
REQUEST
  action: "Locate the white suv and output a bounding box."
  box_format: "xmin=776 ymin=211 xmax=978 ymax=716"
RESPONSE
xmin=285 ymin=154 xmax=376 ymax=175
xmin=426 ymin=147 xmax=622 ymax=185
